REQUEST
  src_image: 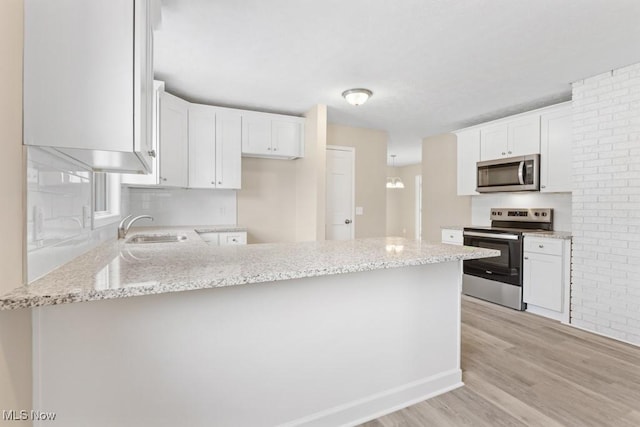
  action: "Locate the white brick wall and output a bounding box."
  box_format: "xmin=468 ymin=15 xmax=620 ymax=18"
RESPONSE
xmin=571 ymin=62 xmax=640 ymax=345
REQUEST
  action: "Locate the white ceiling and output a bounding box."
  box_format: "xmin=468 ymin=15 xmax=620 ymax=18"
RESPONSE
xmin=155 ymin=0 xmax=640 ymax=165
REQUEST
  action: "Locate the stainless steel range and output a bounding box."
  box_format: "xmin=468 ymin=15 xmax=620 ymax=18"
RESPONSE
xmin=462 ymin=208 xmax=553 ymax=310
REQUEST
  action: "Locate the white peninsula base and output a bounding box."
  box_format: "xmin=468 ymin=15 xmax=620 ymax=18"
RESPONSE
xmin=33 ymin=261 xmax=464 ymax=427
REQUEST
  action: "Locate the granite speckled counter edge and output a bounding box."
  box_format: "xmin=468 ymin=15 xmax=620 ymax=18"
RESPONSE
xmin=0 ymin=231 xmax=499 ymax=310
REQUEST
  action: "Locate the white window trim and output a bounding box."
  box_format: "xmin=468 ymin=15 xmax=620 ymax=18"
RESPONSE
xmin=93 ymin=173 xmax=121 ymax=229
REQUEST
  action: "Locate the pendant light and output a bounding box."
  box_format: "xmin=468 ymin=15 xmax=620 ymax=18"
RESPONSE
xmin=386 ymin=155 xmax=405 ymax=189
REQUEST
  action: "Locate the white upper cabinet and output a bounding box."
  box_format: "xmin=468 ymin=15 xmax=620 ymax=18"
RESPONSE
xmin=455 ymin=129 xmax=480 ymax=196
xmin=215 ymin=110 xmax=242 ymax=189
xmin=480 ymin=114 xmax=540 ymax=161
xmin=241 ymin=115 xmax=272 ymax=156
xmin=540 ymin=103 xmax=572 ymax=193
xmin=242 ymin=113 xmax=304 ymax=159
xmin=24 ymin=0 xmax=156 ymax=173
xmin=159 ymin=92 xmax=189 ymax=188
xmin=188 ymin=104 xmax=242 ymax=189
xmin=271 ymin=119 xmax=304 ymax=158
xmin=122 ymin=80 xmax=164 ymax=186
xmin=188 ymin=104 xmax=217 ymax=189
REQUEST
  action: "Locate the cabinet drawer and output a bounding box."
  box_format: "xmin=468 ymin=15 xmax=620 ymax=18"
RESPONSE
xmin=524 ymin=237 xmax=563 ymax=256
xmin=219 ymin=232 xmax=247 ymax=246
xmin=441 ymin=229 xmax=463 ymax=245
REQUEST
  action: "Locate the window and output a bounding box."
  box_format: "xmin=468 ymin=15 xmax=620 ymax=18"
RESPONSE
xmin=93 ymin=172 xmax=121 ymax=228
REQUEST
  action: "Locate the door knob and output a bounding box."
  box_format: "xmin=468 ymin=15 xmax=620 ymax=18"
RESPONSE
xmin=345 ymin=219 xmax=352 ymax=224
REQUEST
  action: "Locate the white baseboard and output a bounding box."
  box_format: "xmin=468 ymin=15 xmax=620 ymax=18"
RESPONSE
xmin=279 ymin=369 xmax=463 ymax=427
xmin=526 ymin=304 xmax=567 ymax=323
xmin=567 ymin=323 xmax=640 ymax=348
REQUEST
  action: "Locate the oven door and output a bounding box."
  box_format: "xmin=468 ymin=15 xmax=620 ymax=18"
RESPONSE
xmin=463 ymin=231 xmax=522 ymax=286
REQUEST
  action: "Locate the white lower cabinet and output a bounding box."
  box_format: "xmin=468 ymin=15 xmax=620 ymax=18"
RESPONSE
xmin=441 ymin=229 xmax=463 ymax=245
xmin=523 ymin=236 xmax=571 ymax=322
xmin=198 ymin=231 xmax=247 ymax=246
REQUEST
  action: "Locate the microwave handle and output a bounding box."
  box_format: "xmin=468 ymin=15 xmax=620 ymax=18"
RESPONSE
xmin=518 ymin=161 xmax=525 ymax=185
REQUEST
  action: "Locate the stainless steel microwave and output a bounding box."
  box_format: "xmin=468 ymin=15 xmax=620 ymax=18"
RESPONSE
xmin=476 ymin=154 xmax=540 ymax=193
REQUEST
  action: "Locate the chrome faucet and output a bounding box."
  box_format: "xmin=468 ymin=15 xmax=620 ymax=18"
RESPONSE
xmin=118 ymin=214 xmax=153 ymax=239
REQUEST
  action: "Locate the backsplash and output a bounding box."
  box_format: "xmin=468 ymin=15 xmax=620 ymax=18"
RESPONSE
xmin=471 ymin=192 xmax=572 ymax=231
xmin=126 ymin=188 xmax=237 ymax=226
xmin=27 ymin=147 xmax=116 ymax=282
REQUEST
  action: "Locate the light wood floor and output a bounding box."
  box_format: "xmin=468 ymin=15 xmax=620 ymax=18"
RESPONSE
xmin=361 ymin=296 xmax=640 ymax=427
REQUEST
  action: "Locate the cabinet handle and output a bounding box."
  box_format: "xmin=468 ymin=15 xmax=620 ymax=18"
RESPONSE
xmin=508 ymin=151 xmax=512 ymax=154
xmin=524 ymin=257 xmax=529 ymax=260
xmin=502 ymin=152 xmax=506 ymax=155
xmin=211 ymin=181 xmax=215 ymax=185
xmin=161 ymin=177 xmax=167 ymax=181
xmin=538 ymin=244 xmax=544 ymax=248
xmin=218 ymin=181 xmax=222 ymax=184
xmin=541 ymin=185 xmax=546 ymax=189
xmin=148 ymin=150 xmax=156 ymax=158
xmin=450 ymin=235 xmax=454 ymax=238
xmin=273 ymin=147 xmax=278 ymax=151
xmin=267 ymin=147 xmax=271 ymax=151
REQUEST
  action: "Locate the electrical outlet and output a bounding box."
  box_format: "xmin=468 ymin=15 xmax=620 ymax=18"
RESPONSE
xmin=82 ymin=205 xmax=92 ymax=228
xmin=27 ymin=167 xmax=39 ymax=184
xmin=33 ymin=206 xmax=44 ymax=242
xmin=356 ymin=207 xmax=364 ymax=216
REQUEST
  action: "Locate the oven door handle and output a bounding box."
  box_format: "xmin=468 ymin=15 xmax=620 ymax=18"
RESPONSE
xmin=463 ymin=231 xmax=519 ymax=240
xmin=518 ymin=161 xmax=525 ymax=185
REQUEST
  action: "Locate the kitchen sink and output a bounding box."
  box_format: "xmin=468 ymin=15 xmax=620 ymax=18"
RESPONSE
xmin=126 ymin=234 xmax=188 ymax=244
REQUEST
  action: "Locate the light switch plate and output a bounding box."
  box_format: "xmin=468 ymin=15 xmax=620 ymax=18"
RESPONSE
xmin=355 ymin=207 xmax=364 ymax=215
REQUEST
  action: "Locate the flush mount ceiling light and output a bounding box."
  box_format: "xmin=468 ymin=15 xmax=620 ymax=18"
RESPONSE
xmin=342 ymin=88 xmax=373 ymax=106
xmin=386 ymin=155 xmax=405 ymax=189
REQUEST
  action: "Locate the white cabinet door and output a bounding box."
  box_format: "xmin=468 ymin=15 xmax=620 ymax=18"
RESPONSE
xmin=508 ymin=116 xmax=540 ymax=156
xmin=188 ymin=104 xmax=217 ymax=189
xmin=272 ymin=120 xmax=303 ymax=158
xmin=480 ymin=114 xmax=540 ymax=161
xmin=242 ymin=115 xmax=272 ymax=156
xmin=456 ymin=129 xmax=480 ymax=195
xmin=159 ymin=92 xmax=188 ymax=187
xmin=480 ymin=124 xmax=509 ymax=160
xmin=540 ymin=104 xmax=572 ymax=192
xmin=523 ymin=252 xmax=563 ymax=312
xmin=215 ymin=110 xmax=242 ymax=189
xmin=122 ymin=80 xmax=164 ymax=186
xmin=24 ymin=0 xmax=153 ymax=173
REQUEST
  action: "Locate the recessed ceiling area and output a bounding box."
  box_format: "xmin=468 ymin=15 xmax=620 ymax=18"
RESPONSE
xmin=155 ymin=0 xmax=640 ymax=165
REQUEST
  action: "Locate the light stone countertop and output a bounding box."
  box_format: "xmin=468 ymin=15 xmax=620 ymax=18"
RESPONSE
xmin=522 ymin=231 xmax=572 ymax=240
xmin=440 ymin=225 xmax=466 ymax=231
xmin=0 ymin=229 xmax=499 ymax=310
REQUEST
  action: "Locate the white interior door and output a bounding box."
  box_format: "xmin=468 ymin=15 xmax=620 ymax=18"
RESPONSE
xmin=326 ymin=147 xmax=355 ymax=240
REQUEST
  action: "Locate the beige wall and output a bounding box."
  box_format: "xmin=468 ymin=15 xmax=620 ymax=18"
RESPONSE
xmin=237 ymin=158 xmax=298 ymax=244
xmin=386 ymin=164 xmax=422 ymax=238
xmin=0 ymin=0 xmax=33 ymax=423
xmin=295 ymin=105 xmax=327 ymax=241
xmin=422 ymin=133 xmax=471 ymax=242
xmin=327 ymin=124 xmax=388 ymax=238
xmin=238 ymin=105 xmax=327 ymax=244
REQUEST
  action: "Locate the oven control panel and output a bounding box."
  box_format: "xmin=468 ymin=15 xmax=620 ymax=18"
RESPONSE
xmin=490 ymin=208 xmax=553 ymax=223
